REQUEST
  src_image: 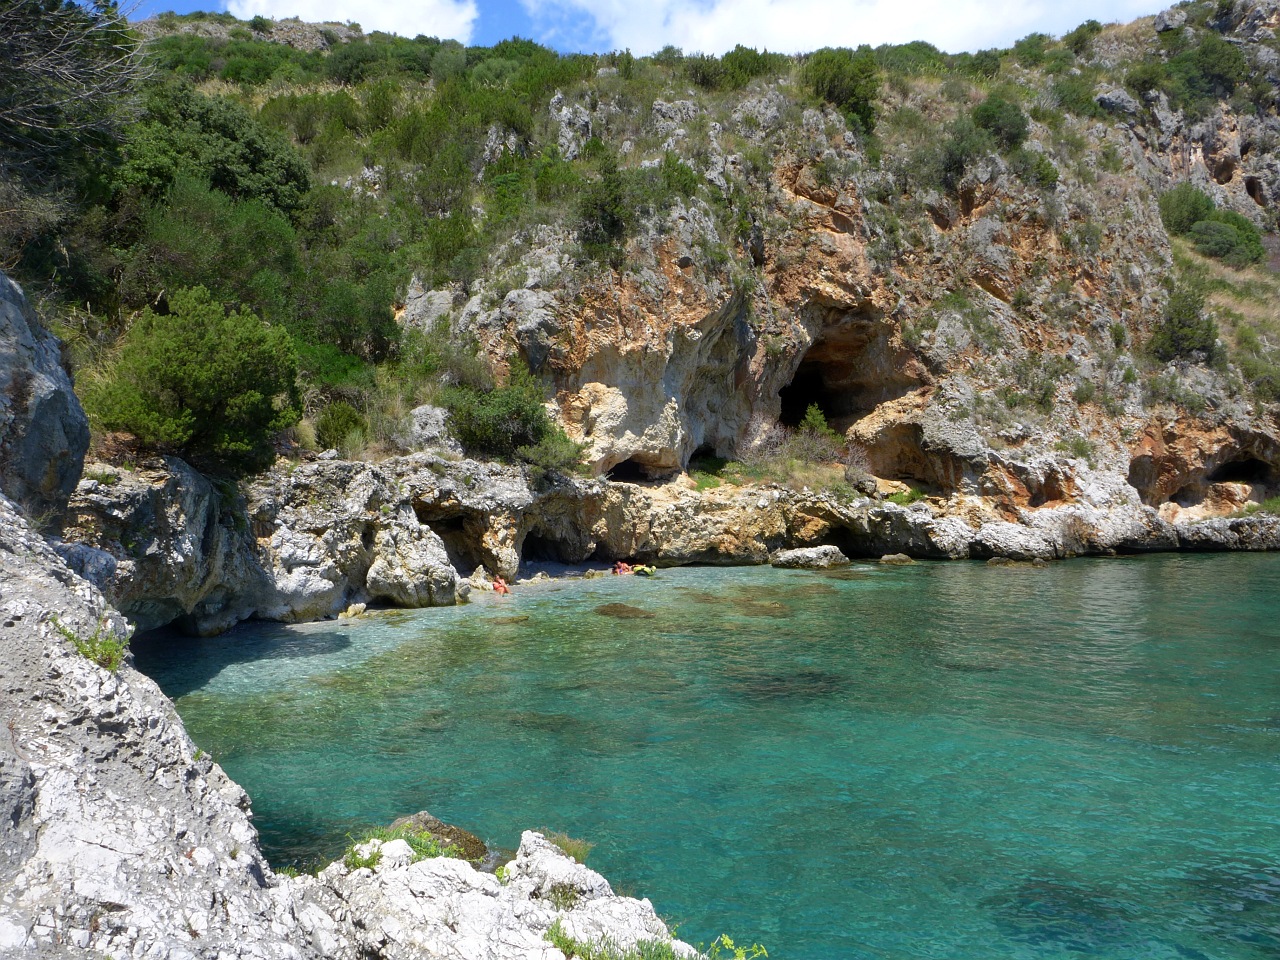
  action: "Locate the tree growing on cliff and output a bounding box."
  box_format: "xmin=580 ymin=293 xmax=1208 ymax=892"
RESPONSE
xmin=802 ymin=47 xmax=880 ymax=134
xmin=85 ymin=286 xmax=301 ymax=473
xmin=1149 ymin=283 xmax=1219 ymax=363
xmin=0 ymin=0 xmax=145 ymax=172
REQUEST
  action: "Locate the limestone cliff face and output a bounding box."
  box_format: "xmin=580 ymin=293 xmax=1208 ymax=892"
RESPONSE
xmin=59 ymin=455 xmax=466 ymax=635
xmin=0 ymin=274 xmax=88 ymax=518
xmin=436 ymin=4 xmax=1280 ymax=523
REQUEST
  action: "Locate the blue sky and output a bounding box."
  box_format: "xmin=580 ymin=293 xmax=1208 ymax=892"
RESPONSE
xmin=131 ymin=0 xmax=1171 ymax=56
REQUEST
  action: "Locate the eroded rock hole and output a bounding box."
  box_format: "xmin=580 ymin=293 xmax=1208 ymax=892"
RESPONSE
xmin=779 ymin=361 xmax=844 ymax=427
xmin=417 ymin=512 xmax=482 ymax=573
xmin=521 ymin=533 xmax=571 ymax=562
xmin=1246 ymin=176 xmax=1266 ymax=207
xmin=606 ymin=458 xmax=650 ymax=483
xmin=778 ymin=317 xmax=923 ymax=432
xmin=1208 ymin=458 xmax=1272 ymax=485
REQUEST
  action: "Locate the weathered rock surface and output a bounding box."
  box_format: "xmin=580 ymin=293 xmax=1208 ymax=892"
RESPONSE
xmin=0 ymin=491 xmax=697 ymax=958
xmin=0 ymin=275 xmax=88 ymax=517
xmin=301 ymin=832 xmax=692 ymax=960
xmin=61 ymin=447 xmax=1280 ymax=636
xmin=61 ymin=456 xmax=465 ymax=634
xmin=772 ymin=545 xmax=852 ymax=568
xmin=0 ymin=494 xmax=308 ymax=957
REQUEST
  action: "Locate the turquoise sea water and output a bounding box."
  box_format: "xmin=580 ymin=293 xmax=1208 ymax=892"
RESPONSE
xmin=134 ymin=555 xmax=1280 ymax=960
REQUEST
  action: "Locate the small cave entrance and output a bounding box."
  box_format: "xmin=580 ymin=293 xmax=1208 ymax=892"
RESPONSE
xmin=779 ymin=360 xmax=845 ymax=427
xmin=521 ymin=532 xmax=570 ymax=562
xmin=1208 ymin=457 xmax=1273 ymax=485
xmin=777 ymin=316 xmax=922 ymax=432
xmin=415 ymin=509 xmax=483 ymax=574
xmin=1245 ymin=176 xmax=1266 ymax=207
xmin=606 ymin=458 xmax=651 ymax=483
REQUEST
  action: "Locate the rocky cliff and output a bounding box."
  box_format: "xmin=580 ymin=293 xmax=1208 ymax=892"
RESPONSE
xmin=0 ymin=274 xmax=693 ymax=958
xmin=0 ymin=274 xmax=88 ymax=520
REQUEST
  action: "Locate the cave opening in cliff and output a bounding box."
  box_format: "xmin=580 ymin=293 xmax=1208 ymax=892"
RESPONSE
xmin=1208 ymin=458 xmax=1274 ymax=485
xmin=777 ymin=317 xmax=921 ymax=431
xmin=521 ymin=532 xmax=572 ymax=562
xmin=417 ymin=511 xmax=483 ymax=574
xmin=606 ymin=458 xmax=650 ymax=483
xmin=779 ymin=360 xmax=845 ymax=427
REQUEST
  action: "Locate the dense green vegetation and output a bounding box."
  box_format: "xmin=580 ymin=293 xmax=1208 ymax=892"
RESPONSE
xmin=84 ymin=286 xmax=301 ymax=472
xmin=6 ymin=1 xmax=1280 ymax=477
xmin=1159 ymin=183 xmax=1265 ymax=268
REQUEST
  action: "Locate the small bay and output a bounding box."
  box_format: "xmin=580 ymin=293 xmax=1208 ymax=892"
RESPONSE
xmin=135 ymin=554 xmax=1280 ymax=960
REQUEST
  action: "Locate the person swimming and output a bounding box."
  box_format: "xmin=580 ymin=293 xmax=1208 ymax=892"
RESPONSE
xmin=492 ymin=576 xmax=511 ymax=594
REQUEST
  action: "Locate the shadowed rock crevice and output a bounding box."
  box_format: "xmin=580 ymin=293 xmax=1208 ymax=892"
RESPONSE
xmin=778 ymin=313 xmax=921 ymax=431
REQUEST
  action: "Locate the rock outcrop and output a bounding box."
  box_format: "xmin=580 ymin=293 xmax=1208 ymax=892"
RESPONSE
xmin=0 ymin=488 xmax=693 ymax=957
xmin=61 ymin=448 xmax=1280 ymax=637
xmin=0 ymin=275 xmax=88 ymax=518
xmin=60 ymin=457 xmax=465 ymax=634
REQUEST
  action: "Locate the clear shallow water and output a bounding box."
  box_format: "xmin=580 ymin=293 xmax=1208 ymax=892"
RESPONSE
xmin=135 ymin=555 xmax=1280 ymax=960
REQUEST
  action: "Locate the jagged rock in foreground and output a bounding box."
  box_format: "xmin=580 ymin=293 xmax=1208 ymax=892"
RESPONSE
xmin=301 ymin=832 xmax=693 ymax=960
xmin=0 ymin=275 xmax=88 ymax=518
xmin=0 ymin=490 xmax=693 ymax=957
xmin=60 ymin=456 xmax=465 ymax=635
xmin=0 ymin=493 xmax=309 ymax=956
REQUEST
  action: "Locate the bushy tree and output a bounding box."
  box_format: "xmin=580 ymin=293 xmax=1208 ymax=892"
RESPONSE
xmin=802 ymin=47 xmax=880 ymax=134
xmin=316 ymin=401 xmax=367 ymax=450
xmin=86 ymin=287 xmax=300 ymax=472
xmin=1149 ymin=284 xmax=1218 ymax=362
xmin=1159 ymin=183 xmax=1215 ymax=235
xmin=972 ymin=94 xmax=1029 ymax=150
xmin=115 ymin=83 xmax=310 ymax=214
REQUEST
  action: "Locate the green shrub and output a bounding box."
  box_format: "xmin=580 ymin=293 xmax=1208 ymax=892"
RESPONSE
xmin=121 ymin=175 xmax=299 ymax=317
xmin=792 ymin=404 xmax=844 ymax=463
xmin=934 ymin=115 xmax=993 ymax=191
xmin=116 ymin=83 xmax=311 ymax=214
xmin=1203 ymin=209 xmax=1265 ymax=266
xmin=1063 ymin=19 xmax=1103 ymax=57
xmin=1051 ymin=73 xmax=1103 ymax=117
xmin=53 ymin=617 xmax=132 ymax=672
xmin=1149 ymin=283 xmax=1218 ymax=362
xmin=1159 ymin=183 xmax=1215 ymax=235
xmin=802 ymin=47 xmax=880 ymax=133
xmin=86 ymin=287 xmax=301 ymax=473
xmin=444 ymin=361 xmax=553 ymax=459
xmin=316 ymin=402 xmax=367 ymax=450
xmin=659 ymin=152 xmax=700 ymax=198
xmin=972 ymin=95 xmax=1028 ymax=150
xmin=1009 ymin=147 xmax=1059 ymax=188
xmin=1012 ymin=33 xmax=1051 ymax=67
xmin=517 ymin=431 xmax=587 ymax=485
xmin=577 ymin=153 xmax=632 ymax=263
xmin=1167 ymin=32 xmax=1248 ymax=112
xmin=1160 ymin=184 xmax=1265 ymax=266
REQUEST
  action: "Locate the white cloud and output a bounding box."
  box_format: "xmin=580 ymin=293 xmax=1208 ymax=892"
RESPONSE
xmin=520 ymin=0 xmax=1168 ymax=55
xmin=226 ymin=0 xmax=478 ymax=42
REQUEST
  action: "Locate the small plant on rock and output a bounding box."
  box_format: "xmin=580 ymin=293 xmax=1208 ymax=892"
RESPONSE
xmin=53 ymin=616 xmax=132 ymax=672
xmin=545 ymin=831 xmax=594 ymax=864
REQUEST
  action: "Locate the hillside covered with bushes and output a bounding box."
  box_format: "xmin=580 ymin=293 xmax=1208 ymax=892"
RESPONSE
xmin=5 ymin=1 xmax=1280 ymax=511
